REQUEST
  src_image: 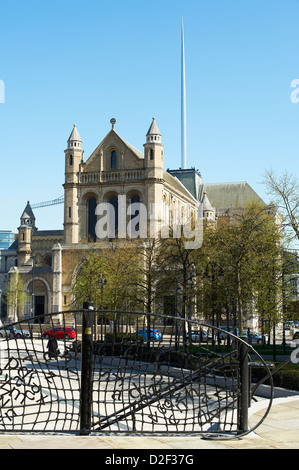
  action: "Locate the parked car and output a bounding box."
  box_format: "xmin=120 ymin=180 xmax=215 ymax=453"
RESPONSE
xmin=285 ymin=321 xmax=295 ymax=330
xmin=14 ymin=327 xmax=31 ymax=338
xmin=293 ymin=331 xmax=299 ymax=340
xmin=242 ymin=330 xmax=268 ymax=344
xmin=0 ymin=326 xmax=31 ymax=339
xmin=219 ymin=326 xmax=239 ymax=340
xmin=42 ymin=327 xmax=77 ymax=340
xmin=186 ymin=329 xmax=212 ymax=342
xmin=135 ymin=328 xmax=162 ymax=341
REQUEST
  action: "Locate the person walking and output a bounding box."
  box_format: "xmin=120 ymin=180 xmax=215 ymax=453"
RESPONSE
xmin=47 ymin=335 xmax=59 ymax=358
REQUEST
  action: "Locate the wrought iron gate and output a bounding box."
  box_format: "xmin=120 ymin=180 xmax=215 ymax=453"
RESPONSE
xmin=0 ymin=307 xmax=273 ymax=438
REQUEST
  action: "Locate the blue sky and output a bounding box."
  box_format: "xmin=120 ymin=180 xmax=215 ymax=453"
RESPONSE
xmin=0 ymin=0 xmax=298 ymax=232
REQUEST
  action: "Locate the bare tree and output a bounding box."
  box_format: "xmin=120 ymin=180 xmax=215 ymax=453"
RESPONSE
xmin=264 ymin=169 xmax=299 ymax=244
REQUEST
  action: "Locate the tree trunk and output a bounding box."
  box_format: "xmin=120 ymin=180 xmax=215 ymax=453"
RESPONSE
xmin=237 ymin=262 xmax=244 ymax=333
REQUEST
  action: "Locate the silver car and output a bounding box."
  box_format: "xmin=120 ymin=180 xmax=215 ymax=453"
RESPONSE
xmin=186 ymin=329 xmax=212 ymax=342
xmin=0 ymin=326 xmax=31 ymax=339
xmin=243 ymin=331 xmax=269 ymax=344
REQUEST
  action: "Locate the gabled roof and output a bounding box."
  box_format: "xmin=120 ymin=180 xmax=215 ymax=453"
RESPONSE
xmin=86 ymin=129 xmax=144 ymax=164
xmin=119 ymin=135 xmax=144 ymax=159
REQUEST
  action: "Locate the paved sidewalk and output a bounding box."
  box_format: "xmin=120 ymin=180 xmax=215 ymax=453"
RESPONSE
xmin=0 ymin=396 xmax=298 ymax=449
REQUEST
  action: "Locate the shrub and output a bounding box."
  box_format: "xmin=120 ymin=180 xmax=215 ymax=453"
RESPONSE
xmin=251 ymin=362 xmax=299 ymax=391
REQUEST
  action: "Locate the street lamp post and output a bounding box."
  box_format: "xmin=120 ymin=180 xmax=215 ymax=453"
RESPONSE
xmin=80 ymin=301 xmax=94 ymax=435
xmin=0 ymin=289 xmax=2 ymax=325
xmin=96 ymin=273 xmax=107 ymax=340
xmin=206 ymin=261 xmax=216 ymax=350
xmin=31 ymin=255 xmax=35 ymax=319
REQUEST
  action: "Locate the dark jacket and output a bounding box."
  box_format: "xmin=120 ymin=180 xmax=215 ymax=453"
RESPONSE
xmin=47 ymin=337 xmax=59 ymax=355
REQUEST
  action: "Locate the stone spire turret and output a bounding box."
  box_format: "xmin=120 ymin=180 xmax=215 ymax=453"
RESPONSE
xmin=146 ymin=117 xmax=162 ymax=144
xmin=18 ymin=201 xmax=36 ymax=265
xmin=67 ymin=124 xmax=82 ymax=150
xmin=20 ymin=201 xmax=36 ymax=227
xmin=64 ymin=125 xmax=83 ymax=244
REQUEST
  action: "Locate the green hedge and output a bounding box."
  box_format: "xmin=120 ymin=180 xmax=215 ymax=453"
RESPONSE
xmin=252 ymin=362 xmax=299 ymax=391
xmin=105 ymin=333 xmax=133 ymax=343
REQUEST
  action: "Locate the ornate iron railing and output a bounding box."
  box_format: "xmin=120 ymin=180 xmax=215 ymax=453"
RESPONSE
xmin=0 ymin=307 xmax=273 ymax=438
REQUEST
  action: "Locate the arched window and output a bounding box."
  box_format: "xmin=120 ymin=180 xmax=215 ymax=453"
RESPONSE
xmin=150 ymin=149 xmax=154 ymax=160
xmin=44 ymin=255 xmax=52 ymax=267
xmin=109 ymin=196 xmax=118 ymax=235
xmin=111 ymin=150 xmax=117 ymax=169
xmin=87 ymin=198 xmax=97 ymax=242
xmin=131 ymin=194 xmax=140 ymax=207
xmin=129 ymin=195 xmax=140 ymax=236
xmin=69 ymin=155 xmax=73 ymax=166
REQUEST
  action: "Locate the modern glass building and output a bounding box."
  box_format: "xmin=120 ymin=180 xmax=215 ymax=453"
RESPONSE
xmin=0 ymin=231 xmax=15 ymax=251
xmin=0 ymin=231 xmax=16 ymax=319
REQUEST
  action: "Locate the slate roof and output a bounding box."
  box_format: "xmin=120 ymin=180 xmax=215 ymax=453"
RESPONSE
xmin=203 ymin=182 xmax=265 ymax=210
xmin=167 ymin=169 xmax=202 ymax=201
xmin=32 ymin=230 xmax=64 ymax=237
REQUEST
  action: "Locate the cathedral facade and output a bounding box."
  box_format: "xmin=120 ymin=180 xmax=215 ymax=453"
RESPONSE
xmin=0 ymin=117 xmax=264 ymax=323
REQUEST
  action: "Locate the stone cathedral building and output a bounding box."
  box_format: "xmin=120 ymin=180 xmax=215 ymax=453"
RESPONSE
xmin=0 ymin=118 xmax=264 ymax=322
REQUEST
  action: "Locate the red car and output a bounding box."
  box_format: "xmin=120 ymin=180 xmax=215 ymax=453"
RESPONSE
xmin=42 ymin=327 xmax=76 ymax=340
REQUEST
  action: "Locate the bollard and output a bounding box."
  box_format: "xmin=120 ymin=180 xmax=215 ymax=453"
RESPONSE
xmin=80 ymin=302 xmax=94 ymax=435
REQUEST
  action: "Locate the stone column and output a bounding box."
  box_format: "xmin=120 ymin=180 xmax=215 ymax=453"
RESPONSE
xmin=52 ymin=243 xmax=62 ymax=323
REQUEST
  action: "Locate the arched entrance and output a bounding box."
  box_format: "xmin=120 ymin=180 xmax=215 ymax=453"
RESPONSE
xmin=25 ymin=278 xmax=51 ymax=323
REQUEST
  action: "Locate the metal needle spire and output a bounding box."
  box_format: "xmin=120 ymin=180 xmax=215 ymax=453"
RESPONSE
xmin=181 ymin=18 xmax=187 ymax=169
